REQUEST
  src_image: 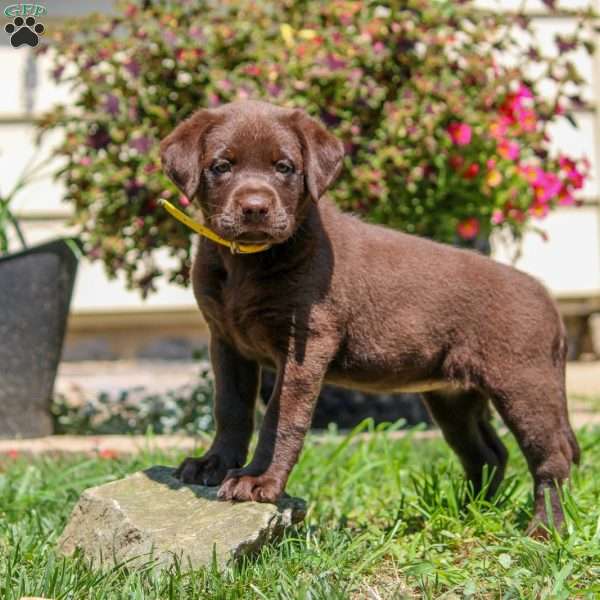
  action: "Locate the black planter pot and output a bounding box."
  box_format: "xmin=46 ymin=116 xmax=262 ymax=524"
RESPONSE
xmin=0 ymin=238 xmax=80 ymax=438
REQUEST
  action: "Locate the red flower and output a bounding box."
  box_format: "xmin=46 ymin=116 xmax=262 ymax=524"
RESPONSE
xmin=457 ymin=218 xmax=480 ymax=240
xmin=124 ymin=4 xmax=138 ymax=18
xmin=463 ymin=163 xmax=480 ymax=179
xmin=449 ymin=155 xmax=465 ymax=171
xmin=99 ymin=449 xmax=119 ymax=460
xmin=243 ymin=64 xmax=262 ymax=77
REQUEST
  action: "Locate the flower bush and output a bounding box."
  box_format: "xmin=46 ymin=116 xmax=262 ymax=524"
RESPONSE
xmin=39 ymin=0 xmax=595 ymax=294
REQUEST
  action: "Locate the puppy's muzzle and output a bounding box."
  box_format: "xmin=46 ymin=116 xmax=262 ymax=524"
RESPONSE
xmin=233 ymin=182 xmax=279 ymax=227
xmin=239 ymin=195 xmax=271 ymax=225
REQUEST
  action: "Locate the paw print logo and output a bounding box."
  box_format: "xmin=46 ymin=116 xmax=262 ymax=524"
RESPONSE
xmin=5 ymin=16 xmax=45 ymax=48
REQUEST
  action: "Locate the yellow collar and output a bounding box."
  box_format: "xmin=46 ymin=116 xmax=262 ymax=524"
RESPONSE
xmin=158 ymin=199 xmax=271 ymax=254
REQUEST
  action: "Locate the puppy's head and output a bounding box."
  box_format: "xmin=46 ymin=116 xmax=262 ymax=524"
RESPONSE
xmin=160 ymin=100 xmax=344 ymax=245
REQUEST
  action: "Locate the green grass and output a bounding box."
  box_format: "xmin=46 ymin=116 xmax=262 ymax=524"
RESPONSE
xmin=1 ymin=423 xmax=599 ymax=599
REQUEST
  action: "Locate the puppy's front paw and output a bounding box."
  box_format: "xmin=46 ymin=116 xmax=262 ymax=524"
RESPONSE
xmin=175 ymin=453 xmax=238 ymax=486
xmin=217 ymin=469 xmax=284 ymax=503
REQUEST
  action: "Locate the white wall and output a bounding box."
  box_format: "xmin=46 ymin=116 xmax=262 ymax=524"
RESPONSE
xmin=1 ymin=0 xmax=599 ymax=317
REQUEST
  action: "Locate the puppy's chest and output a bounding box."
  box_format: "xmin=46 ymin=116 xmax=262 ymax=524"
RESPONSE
xmin=199 ymin=273 xmax=292 ymax=361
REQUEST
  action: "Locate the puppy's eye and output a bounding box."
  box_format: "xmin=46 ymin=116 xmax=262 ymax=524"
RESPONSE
xmin=211 ymin=159 xmax=232 ymax=175
xmin=275 ymin=160 xmax=294 ymax=175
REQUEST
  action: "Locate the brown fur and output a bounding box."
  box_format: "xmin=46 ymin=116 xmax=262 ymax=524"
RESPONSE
xmin=161 ymin=100 xmax=579 ymax=536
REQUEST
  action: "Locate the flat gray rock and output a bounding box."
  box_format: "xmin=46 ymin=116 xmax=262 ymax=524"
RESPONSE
xmin=58 ymin=466 xmax=306 ymax=570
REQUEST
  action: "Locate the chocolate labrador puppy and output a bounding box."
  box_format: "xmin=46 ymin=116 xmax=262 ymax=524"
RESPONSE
xmin=160 ymin=100 xmax=579 ymax=536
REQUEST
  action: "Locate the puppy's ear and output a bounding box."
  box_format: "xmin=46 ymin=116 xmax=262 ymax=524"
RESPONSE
xmin=291 ymin=110 xmax=345 ymax=201
xmin=160 ymin=109 xmax=219 ymax=199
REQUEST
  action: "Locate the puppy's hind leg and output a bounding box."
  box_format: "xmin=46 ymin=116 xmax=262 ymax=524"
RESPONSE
xmin=422 ymin=389 xmax=508 ymax=499
xmin=486 ymin=369 xmax=578 ymax=538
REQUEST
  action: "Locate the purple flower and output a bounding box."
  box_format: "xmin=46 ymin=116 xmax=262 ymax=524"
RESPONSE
xmin=103 ymin=94 xmax=120 ymax=115
xmin=162 ymin=30 xmax=178 ymax=47
xmin=188 ymin=25 xmax=205 ymax=42
xmin=266 ymin=83 xmax=282 ymax=97
xmin=87 ymin=128 xmax=110 ymax=150
xmin=555 ymin=34 xmax=576 ymax=53
xmin=124 ymin=59 xmax=141 ymax=78
xmin=126 ymin=179 xmax=144 ymax=199
xmin=325 ymin=54 xmax=347 ymax=71
xmin=129 ymin=136 xmax=153 ymax=154
xmin=52 ymin=64 xmax=65 ymax=81
xmin=320 ymin=110 xmax=341 ymax=128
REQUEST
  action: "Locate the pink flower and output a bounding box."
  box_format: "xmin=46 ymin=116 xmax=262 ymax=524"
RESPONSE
xmin=569 ymin=170 xmax=585 ymax=189
xmin=558 ymin=189 xmax=576 ymax=206
xmin=207 ymin=93 xmax=221 ymax=107
xmin=530 ymin=201 xmax=550 ymax=219
xmin=217 ymin=79 xmax=234 ymax=92
xmin=498 ymin=139 xmax=520 ymax=161
xmin=534 ymin=172 xmax=562 ymax=202
xmin=79 ymin=156 xmax=92 ymax=166
xmin=516 ymin=84 xmax=534 ymax=100
xmin=519 ymin=165 xmax=544 ymax=185
xmin=447 ymin=122 xmax=472 ymax=146
xmin=373 ymin=41 xmax=385 ymax=54
xmin=489 ymin=117 xmax=510 ymax=140
xmin=559 ymin=156 xmax=576 ymax=172
xmin=491 ymin=209 xmax=504 ymax=225
xmin=559 ymin=156 xmax=585 ymax=189
xmin=500 ymin=84 xmax=537 ymax=132
xmin=519 ymin=109 xmax=537 ymax=133
xmin=179 ymin=195 xmax=191 ymax=207
xmin=457 ymin=218 xmax=480 ymax=240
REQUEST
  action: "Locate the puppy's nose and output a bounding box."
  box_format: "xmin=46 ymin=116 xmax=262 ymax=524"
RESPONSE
xmin=239 ymin=196 xmax=270 ymax=223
